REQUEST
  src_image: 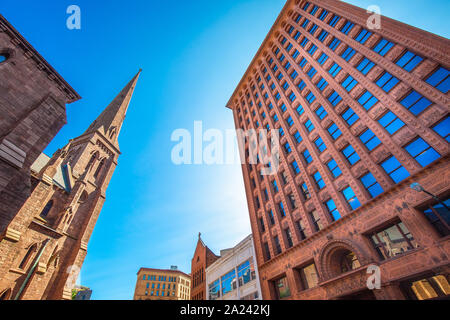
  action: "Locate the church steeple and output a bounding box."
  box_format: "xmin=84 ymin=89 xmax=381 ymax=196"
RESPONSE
xmin=84 ymin=69 xmax=141 ymax=145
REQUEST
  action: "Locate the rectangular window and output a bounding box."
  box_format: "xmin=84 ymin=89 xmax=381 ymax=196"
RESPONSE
xmin=369 ymin=221 xmax=417 ymax=260
xmin=328 ymin=62 xmax=342 ymax=77
xmin=327 ymin=159 xmax=342 ymax=178
xmin=340 ymin=21 xmax=355 ymax=35
xmin=300 ymin=37 xmax=309 ymax=48
xmin=272 ymin=180 xmax=279 ymax=193
xmin=309 ymin=24 xmax=318 ymax=35
xmin=294 ymin=131 xmax=303 ymax=143
xmin=328 ymin=14 xmax=341 ymax=27
xmin=325 ymin=198 xmax=341 ymax=221
xmin=273 ymin=276 xmax=290 ymax=299
xmin=341 ymin=107 xmax=359 ymax=126
xmin=399 ymin=90 xmax=432 ymax=115
xmin=300 ymin=182 xmax=311 ymax=200
xmin=341 ymin=75 xmax=358 ymax=92
xmin=395 ymin=50 xmax=423 ymax=72
xmin=328 ymin=90 xmax=343 ymax=107
xmin=356 ymin=57 xmax=375 ymax=75
xmin=328 ymin=37 xmax=341 ymax=51
xmin=301 ymin=19 xmax=310 ymax=29
xmin=299 ymin=57 xmax=308 ymax=68
xmin=315 ymin=105 xmax=328 ymax=119
xmin=310 ymin=4 xmax=318 ymax=15
xmin=317 ymin=30 xmax=329 ymax=42
xmin=313 ymin=171 xmax=325 ymax=190
xmin=304 ymin=119 xmax=315 ymax=132
xmin=268 ymin=210 xmax=276 ymax=225
xmin=360 ymin=172 xmax=383 ymax=198
xmin=314 ymin=136 xmax=327 ymax=153
xmin=425 ymin=67 xmax=449 ymax=93
xmin=285 ymin=228 xmax=294 ymax=248
xmin=298 ymin=80 xmax=306 ymax=91
xmin=274 ymin=235 xmax=282 ymax=254
xmin=381 ymin=156 xmax=410 ymax=183
xmin=316 ymin=78 xmax=328 ymax=92
xmin=306 ymin=92 xmax=316 ymax=104
xmin=308 ymin=44 xmax=318 ymax=56
xmin=359 ymin=128 xmax=381 ymax=151
xmin=422 ymin=198 xmax=450 ymax=237
xmin=355 ymin=29 xmax=372 ymax=44
xmin=307 ymin=67 xmax=317 ymax=79
xmin=284 ymin=142 xmax=292 ymax=154
xmin=288 ymin=194 xmax=297 ymax=209
xmin=279 ymin=127 xmax=285 ymax=137
xmin=432 ymin=117 xmax=450 ymax=142
xmin=378 ymin=111 xmax=405 ymax=135
xmin=296 ymin=219 xmax=307 ymax=240
xmin=341 ymin=46 xmax=356 ymax=62
xmin=327 ymin=122 xmax=342 ymax=140
xmin=317 ymin=52 xmax=329 ymax=65
xmin=288 ymin=92 xmax=297 ymax=102
xmin=292 ymin=49 xmax=300 ymax=59
xmin=310 ymin=210 xmax=323 ymax=232
xmin=342 ymin=186 xmax=361 ymax=210
xmin=342 ymin=144 xmax=360 ymax=165
xmin=358 ymin=90 xmax=379 ymax=110
xmin=404 ymin=137 xmax=440 ymax=167
xmin=297 ymin=263 xmax=319 ymax=291
xmin=291 ymin=70 xmax=298 ymax=80
xmin=318 ymin=9 xmax=329 ymax=21
xmin=291 ymin=160 xmax=301 ymax=175
xmin=303 ymin=149 xmax=313 ymax=164
xmin=376 ymin=71 xmax=400 ymax=92
xmin=263 ymin=242 xmax=271 ymax=261
xmin=373 ymin=38 xmax=394 ymax=57
xmin=279 ymin=202 xmax=286 ymax=218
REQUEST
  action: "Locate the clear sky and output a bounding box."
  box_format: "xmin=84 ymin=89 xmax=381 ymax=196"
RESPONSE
xmin=1 ymin=0 xmax=448 ymax=300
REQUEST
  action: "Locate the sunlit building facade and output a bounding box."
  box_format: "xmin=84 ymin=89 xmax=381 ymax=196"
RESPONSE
xmin=133 ymin=267 xmax=191 ymax=300
xmin=206 ymin=235 xmax=262 ymax=300
xmin=227 ymin=0 xmax=449 ymax=300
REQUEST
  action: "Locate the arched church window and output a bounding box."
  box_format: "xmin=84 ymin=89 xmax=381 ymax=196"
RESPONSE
xmin=40 ymin=200 xmax=53 ymax=218
xmin=86 ymin=152 xmax=99 ymax=172
xmin=94 ymin=158 xmax=105 ymax=178
xmin=0 ymin=288 xmax=11 ymax=300
xmin=19 ymin=243 xmax=38 ymax=270
xmin=0 ymin=53 xmax=8 ymax=64
xmin=47 ymin=246 xmax=59 ymax=269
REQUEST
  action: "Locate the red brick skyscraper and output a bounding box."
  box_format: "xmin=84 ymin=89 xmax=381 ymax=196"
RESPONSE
xmin=227 ymin=0 xmax=449 ymax=300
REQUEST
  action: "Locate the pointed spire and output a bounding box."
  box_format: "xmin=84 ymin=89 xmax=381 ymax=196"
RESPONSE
xmin=84 ymin=69 xmax=141 ymax=145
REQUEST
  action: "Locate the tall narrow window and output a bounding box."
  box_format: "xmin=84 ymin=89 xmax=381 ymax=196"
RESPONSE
xmin=94 ymin=159 xmax=105 ymax=178
xmin=40 ymin=200 xmax=53 ymax=218
xmin=19 ymin=244 xmax=37 ymax=270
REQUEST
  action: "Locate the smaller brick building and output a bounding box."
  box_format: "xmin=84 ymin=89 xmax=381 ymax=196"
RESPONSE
xmin=190 ymin=233 xmax=220 ymax=300
xmin=133 ymin=267 xmax=191 ymax=300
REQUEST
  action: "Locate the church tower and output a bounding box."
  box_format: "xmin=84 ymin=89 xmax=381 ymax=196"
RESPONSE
xmin=0 ymin=70 xmax=141 ymax=300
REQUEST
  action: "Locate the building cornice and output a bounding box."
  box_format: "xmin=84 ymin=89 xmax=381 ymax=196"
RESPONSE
xmin=0 ymin=14 xmax=81 ymax=103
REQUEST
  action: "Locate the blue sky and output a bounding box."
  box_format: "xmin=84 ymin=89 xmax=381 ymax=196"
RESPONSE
xmin=1 ymin=0 xmax=449 ymax=300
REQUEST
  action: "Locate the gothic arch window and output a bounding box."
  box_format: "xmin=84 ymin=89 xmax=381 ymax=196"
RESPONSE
xmin=19 ymin=243 xmax=38 ymax=270
xmin=40 ymin=200 xmax=53 ymax=218
xmin=47 ymin=245 xmax=59 ymax=269
xmin=0 ymin=288 xmax=11 ymax=300
xmin=109 ymin=127 xmax=117 ymax=140
xmin=94 ymin=158 xmax=105 ymax=179
xmin=78 ymin=191 xmax=88 ymax=203
xmin=86 ymin=152 xmax=99 ymax=172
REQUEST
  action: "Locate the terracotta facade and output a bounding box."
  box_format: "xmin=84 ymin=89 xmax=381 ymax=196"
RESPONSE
xmin=227 ymin=0 xmax=449 ymax=300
